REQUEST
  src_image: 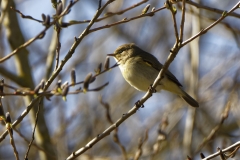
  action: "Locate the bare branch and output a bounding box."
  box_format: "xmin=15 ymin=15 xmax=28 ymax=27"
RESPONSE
xmin=181 ymin=2 xmax=240 ymax=47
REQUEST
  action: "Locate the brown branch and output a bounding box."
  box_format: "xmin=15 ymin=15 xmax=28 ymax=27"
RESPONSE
xmin=195 ymin=78 xmax=237 ymax=153
xmin=186 ymin=1 xmax=240 ymax=18
xmin=24 ymin=99 xmax=42 ymax=159
xmin=13 ymin=128 xmax=56 ymax=158
xmin=0 ymin=0 xmax=115 ymax=157
xmin=8 ymin=129 xmax=19 ymax=160
xmin=202 ymin=141 xmax=240 ymax=160
xmin=0 ymin=66 xmax=27 ymax=87
xmin=104 ymin=0 xmax=148 ymax=16
xmin=181 ymin=2 xmax=240 ymax=47
xmin=54 ymin=27 xmax=61 ymax=70
xmin=0 ymin=98 xmax=40 ymax=142
xmin=5 ymin=112 xmax=19 ymax=160
xmin=0 ymin=62 xmax=117 ymax=97
xmin=179 ymin=0 xmax=186 ymax=42
xmin=196 ymin=108 xmax=230 ymax=153
xmin=88 ymin=6 xmax=166 ymax=34
xmin=151 ymin=115 xmax=168 ymax=159
xmin=11 ymin=7 xmax=43 ymax=23
xmin=134 ymin=129 xmax=148 ymax=160
xmin=99 ymin=96 xmax=127 ymax=160
xmin=62 ymin=0 xmax=149 ymax=26
xmin=43 ymin=0 xmax=116 ymax=92
xmin=165 ymin=1 xmax=179 ymax=43
xmin=0 ymin=26 xmax=49 ymax=63
xmin=0 ymin=0 xmax=79 ymax=63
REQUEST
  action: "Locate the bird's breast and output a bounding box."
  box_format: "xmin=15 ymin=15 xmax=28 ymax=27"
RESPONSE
xmin=119 ymin=60 xmax=159 ymax=91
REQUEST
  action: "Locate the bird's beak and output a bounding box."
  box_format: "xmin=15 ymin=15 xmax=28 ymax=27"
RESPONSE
xmin=107 ymin=53 xmax=115 ymax=57
xmin=107 ymin=53 xmax=121 ymax=65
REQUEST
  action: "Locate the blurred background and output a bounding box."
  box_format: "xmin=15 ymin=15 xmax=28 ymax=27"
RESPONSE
xmin=0 ymin=0 xmax=240 ymax=159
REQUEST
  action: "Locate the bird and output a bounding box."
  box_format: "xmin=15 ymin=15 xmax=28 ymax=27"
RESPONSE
xmin=108 ymin=43 xmax=199 ymax=107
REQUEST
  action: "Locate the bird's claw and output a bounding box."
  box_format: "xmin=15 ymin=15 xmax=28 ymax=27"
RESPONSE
xmin=148 ymin=84 xmax=157 ymax=93
xmin=135 ymin=100 xmax=144 ymax=108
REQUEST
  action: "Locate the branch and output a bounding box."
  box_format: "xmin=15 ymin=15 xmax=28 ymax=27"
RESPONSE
xmin=13 ymin=128 xmax=56 ymax=158
xmin=0 ymin=98 xmax=40 ymax=142
xmin=186 ymin=1 xmax=240 ymax=18
xmin=181 ymin=1 xmax=240 ymax=47
xmin=61 ymin=0 xmax=149 ymax=26
xmin=133 ymin=129 xmax=148 ymax=160
xmin=43 ymin=0 xmax=116 ymax=91
xmin=0 ymin=61 xmax=117 ymax=97
xmin=0 ymin=0 xmax=115 ymax=145
xmin=165 ymin=1 xmax=179 ymax=43
xmin=99 ymin=97 xmax=127 ymax=159
xmin=195 ymin=70 xmax=240 ymax=153
xmin=0 ymin=66 xmax=27 ymax=86
xmin=10 ymin=7 xmax=43 ymax=23
xmin=202 ymin=141 xmax=240 ymax=160
xmin=179 ymin=0 xmax=186 ymax=42
xmin=0 ymin=0 xmax=79 ymax=63
xmin=88 ymin=6 xmax=166 ymax=34
xmin=24 ymin=99 xmax=42 ymax=159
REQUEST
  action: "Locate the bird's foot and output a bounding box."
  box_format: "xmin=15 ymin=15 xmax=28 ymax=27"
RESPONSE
xmin=135 ymin=100 xmax=144 ymax=108
xmin=148 ymin=84 xmax=157 ymax=93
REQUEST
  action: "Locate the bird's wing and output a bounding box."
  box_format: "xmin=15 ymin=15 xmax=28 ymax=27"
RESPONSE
xmin=140 ymin=52 xmax=183 ymax=87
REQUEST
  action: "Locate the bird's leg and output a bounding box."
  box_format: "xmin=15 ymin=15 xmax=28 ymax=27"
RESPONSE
xmin=148 ymin=84 xmax=157 ymax=94
xmin=135 ymin=100 xmax=144 ymax=108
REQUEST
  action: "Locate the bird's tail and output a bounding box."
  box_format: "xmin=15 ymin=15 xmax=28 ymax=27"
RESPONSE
xmin=179 ymin=90 xmax=199 ymax=107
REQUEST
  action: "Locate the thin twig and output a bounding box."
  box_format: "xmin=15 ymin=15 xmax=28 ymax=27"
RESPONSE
xmin=202 ymin=141 xmax=240 ymax=160
xmin=5 ymin=112 xmax=19 ymax=160
xmin=179 ymin=0 xmax=186 ymax=42
xmin=8 ymin=130 xmax=19 ymax=160
xmin=13 ymin=128 xmax=56 ymax=158
xmin=24 ymin=99 xmax=42 ymax=159
xmin=0 ymin=26 xmax=49 ymax=63
xmin=186 ymin=1 xmax=240 ymax=18
xmin=0 ymin=0 xmax=79 ymax=63
xmin=44 ymin=0 xmax=116 ymax=92
xmin=196 ymin=102 xmax=231 ymax=153
xmin=0 ymin=97 xmax=5 ymax=118
xmin=62 ymin=0 xmax=149 ymax=26
xmin=55 ymin=27 xmax=61 ymax=70
xmin=0 ymin=0 xmax=115 ymax=151
xmin=0 ymin=1 xmax=162 ymax=63
xmin=88 ymin=6 xmax=166 ymax=33
xmin=0 ymin=98 xmax=39 ymax=142
xmin=0 ymin=65 xmax=114 ymax=142
xmin=195 ymin=72 xmax=238 ymax=153
xmin=10 ymin=7 xmax=43 ymax=23
xmin=151 ymin=115 xmax=168 ymax=159
xmin=165 ymin=1 xmax=179 ymax=43
xmin=99 ymin=96 xmax=113 ymax=124
xmin=0 ymin=63 xmax=118 ymax=97
xmin=134 ymin=129 xmax=148 ymax=160
xmin=98 ymin=0 xmax=102 ymax=10
xmin=181 ymin=2 xmax=240 ymax=47
xmin=103 ymin=0 xmax=148 ymax=17
xmin=169 ymin=4 xmax=179 ymax=44
xmin=99 ymin=96 xmax=127 ymax=160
